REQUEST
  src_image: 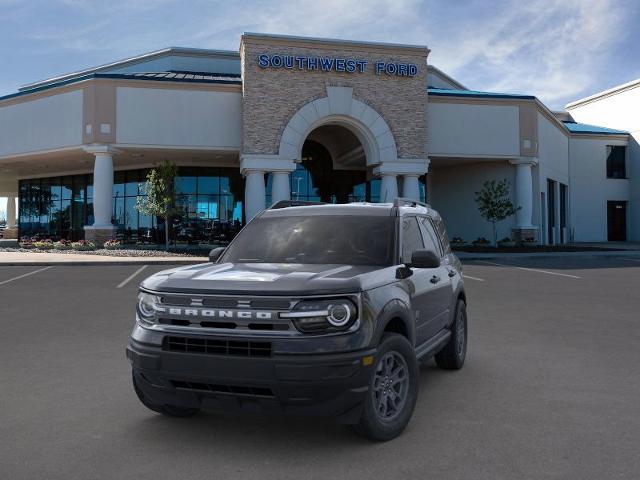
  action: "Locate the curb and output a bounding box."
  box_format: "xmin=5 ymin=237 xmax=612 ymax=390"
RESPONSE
xmin=457 ymin=251 xmax=640 ymax=261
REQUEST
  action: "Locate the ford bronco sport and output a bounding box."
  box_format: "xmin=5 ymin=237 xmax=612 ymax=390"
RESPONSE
xmin=127 ymin=199 xmax=467 ymax=441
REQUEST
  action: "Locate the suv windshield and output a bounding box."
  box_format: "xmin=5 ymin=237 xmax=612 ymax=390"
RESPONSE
xmin=220 ymin=215 xmax=396 ymax=266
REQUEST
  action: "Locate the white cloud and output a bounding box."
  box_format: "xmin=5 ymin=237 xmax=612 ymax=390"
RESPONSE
xmin=425 ymin=0 xmax=631 ymax=108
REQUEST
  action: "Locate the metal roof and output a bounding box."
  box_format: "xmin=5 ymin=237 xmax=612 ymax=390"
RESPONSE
xmin=19 ymin=47 xmax=240 ymax=92
xmin=121 ymin=71 xmax=241 ymax=82
xmin=427 ymin=87 xmax=535 ymax=100
xmin=562 ymin=121 xmax=628 ymax=135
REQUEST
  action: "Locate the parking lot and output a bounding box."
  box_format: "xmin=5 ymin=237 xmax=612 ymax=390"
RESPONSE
xmin=1 ymin=257 xmax=639 ymax=480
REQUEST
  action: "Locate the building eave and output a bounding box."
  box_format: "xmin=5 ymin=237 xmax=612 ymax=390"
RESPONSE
xmin=565 ymin=78 xmax=640 ymax=109
xmin=1 ymin=73 xmax=242 ymax=105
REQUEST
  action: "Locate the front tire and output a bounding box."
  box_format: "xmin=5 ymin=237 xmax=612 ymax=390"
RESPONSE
xmin=352 ymin=333 xmax=419 ymax=441
xmin=132 ymin=371 xmax=200 ymax=417
xmin=435 ymin=299 xmax=467 ymax=370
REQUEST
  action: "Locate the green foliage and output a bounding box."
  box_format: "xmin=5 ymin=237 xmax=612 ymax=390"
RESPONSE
xmin=136 ymin=160 xmax=178 ymax=250
xmin=136 ymin=160 xmax=178 ymax=218
xmin=474 ymin=179 xmax=519 ymax=246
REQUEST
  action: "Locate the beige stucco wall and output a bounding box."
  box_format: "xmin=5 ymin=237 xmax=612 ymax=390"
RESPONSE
xmin=240 ymin=35 xmax=429 ymax=160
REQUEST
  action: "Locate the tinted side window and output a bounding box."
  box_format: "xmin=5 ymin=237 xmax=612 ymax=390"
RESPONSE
xmin=433 ymin=216 xmax=451 ymax=254
xmin=401 ymin=217 xmax=424 ymax=264
xmin=418 ymin=217 xmax=442 ymax=256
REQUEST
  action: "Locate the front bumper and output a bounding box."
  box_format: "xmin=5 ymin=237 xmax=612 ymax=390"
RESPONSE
xmin=126 ymin=333 xmax=376 ymax=423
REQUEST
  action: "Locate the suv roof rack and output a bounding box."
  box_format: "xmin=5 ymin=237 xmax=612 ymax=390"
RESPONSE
xmin=393 ymin=197 xmax=431 ymax=209
xmin=269 ymin=200 xmax=327 ymax=209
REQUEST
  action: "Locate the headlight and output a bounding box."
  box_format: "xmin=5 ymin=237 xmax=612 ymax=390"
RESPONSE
xmin=281 ymin=298 xmax=358 ymax=333
xmin=137 ymin=292 xmax=160 ymax=325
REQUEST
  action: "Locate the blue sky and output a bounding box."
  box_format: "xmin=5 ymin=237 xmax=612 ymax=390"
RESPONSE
xmin=1 ymin=0 xmax=639 ymax=217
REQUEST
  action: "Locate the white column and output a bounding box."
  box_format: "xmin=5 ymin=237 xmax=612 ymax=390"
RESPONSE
xmin=380 ymin=174 xmax=398 ymax=203
xmin=244 ymin=170 xmax=266 ymax=221
xmin=271 ymin=171 xmax=290 ymax=205
xmin=92 ymin=152 xmax=115 ymax=227
xmin=510 ymin=158 xmax=537 ymax=229
xmin=6 ymin=195 xmax=17 ymax=229
xmin=402 ymin=175 xmax=420 ymax=201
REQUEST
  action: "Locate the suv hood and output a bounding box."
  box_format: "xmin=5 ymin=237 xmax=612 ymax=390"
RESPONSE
xmin=141 ymin=262 xmax=396 ymax=296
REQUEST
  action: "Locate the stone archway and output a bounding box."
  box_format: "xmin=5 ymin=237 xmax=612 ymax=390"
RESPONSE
xmin=278 ymin=86 xmax=398 ymax=166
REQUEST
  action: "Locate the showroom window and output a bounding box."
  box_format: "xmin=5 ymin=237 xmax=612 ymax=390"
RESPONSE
xmin=18 ymin=167 xmax=245 ymax=245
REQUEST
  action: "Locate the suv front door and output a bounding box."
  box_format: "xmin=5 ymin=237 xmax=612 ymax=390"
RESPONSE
xmin=401 ymin=216 xmax=449 ymax=346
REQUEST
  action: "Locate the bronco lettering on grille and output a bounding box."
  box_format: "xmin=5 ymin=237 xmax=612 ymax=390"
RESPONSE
xmin=158 ymin=307 xmax=273 ymax=320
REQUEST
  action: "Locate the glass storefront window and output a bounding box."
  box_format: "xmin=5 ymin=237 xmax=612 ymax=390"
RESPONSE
xmin=18 ymin=167 xmax=245 ymax=245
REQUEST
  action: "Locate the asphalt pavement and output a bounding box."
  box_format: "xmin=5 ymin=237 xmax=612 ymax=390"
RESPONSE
xmin=1 ymin=257 xmax=639 ymax=480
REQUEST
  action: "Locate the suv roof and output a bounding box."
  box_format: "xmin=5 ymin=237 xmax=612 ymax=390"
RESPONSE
xmin=262 ymin=199 xmax=436 ymax=218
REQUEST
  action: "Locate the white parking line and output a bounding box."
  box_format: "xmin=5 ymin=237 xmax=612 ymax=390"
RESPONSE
xmin=117 ymin=265 xmax=148 ymax=289
xmin=624 ymin=258 xmax=640 ymax=263
xmin=476 ymin=260 xmax=581 ymax=279
xmin=0 ymin=266 xmax=52 ymax=286
xmin=462 ymin=274 xmax=485 ymax=282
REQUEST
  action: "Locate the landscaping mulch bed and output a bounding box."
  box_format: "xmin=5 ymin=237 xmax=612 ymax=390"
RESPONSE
xmin=0 ymin=248 xmax=203 ymax=257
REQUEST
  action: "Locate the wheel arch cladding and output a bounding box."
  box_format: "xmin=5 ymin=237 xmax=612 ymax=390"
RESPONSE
xmin=376 ymin=299 xmax=415 ymax=346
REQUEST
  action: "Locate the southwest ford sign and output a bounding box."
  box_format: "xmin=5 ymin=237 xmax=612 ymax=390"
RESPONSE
xmin=257 ymin=54 xmax=418 ymax=77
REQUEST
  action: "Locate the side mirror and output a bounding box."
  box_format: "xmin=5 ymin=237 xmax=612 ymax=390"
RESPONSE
xmin=408 ymin=249 xmax=441 ymax=269
xmin=208 ymin=247 xmax=226 ymax=263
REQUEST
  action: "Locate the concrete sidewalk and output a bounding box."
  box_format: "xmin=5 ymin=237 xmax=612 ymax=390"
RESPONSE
xmin=0 ymin=251 xmax=207 ymax=266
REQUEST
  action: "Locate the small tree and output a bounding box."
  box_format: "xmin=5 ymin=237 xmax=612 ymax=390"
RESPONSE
xmin=474 ymin=179 xmax=519 ymax=246
xmin=136 ymin=160 xmax=178 ymax=251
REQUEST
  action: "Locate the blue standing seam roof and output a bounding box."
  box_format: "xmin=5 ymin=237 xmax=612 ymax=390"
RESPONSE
xmin=0 ymin=71 xmax=242 ymax=102
xmin=562 ymin=121 xmax=628 ymax=135
xmin=427 ymin=87 xmax=536 ymax=100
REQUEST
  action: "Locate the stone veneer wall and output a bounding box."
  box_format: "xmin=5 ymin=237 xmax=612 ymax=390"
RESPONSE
xmin=240 ymin=36 xmax=429 ymax=160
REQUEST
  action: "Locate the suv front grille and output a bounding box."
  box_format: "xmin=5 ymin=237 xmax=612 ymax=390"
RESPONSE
xmin=171 ymin=380 xmax=274 ymax=398
xmin=163 ymin=336 xmax=272 ymax=357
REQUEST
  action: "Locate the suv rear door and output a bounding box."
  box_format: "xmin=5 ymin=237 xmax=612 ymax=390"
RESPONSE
xmin=400 ymin=216 xmax=449 ymax=346
xmin=417 ymin=216 xmax=454 ymax=336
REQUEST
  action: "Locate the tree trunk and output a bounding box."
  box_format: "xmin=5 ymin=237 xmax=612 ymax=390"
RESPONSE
xmin=492 ymin=221 xmax=497 ymax=247
xmin=164 ymin=216 xmax=169 ymax=251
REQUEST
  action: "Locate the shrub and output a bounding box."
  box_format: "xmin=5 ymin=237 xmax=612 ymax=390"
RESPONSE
xmin=103 ymin=239 xmax=122 ymax=250
xmin=472 ymin=237 xmax=491 ymax=245
xmin=19 ymin=237 xmax=34 ymax=249
xmin=451 ymin=236 xmax=465 ymax=244
xmin=498 ymin=237 xmax=512 ymax=244
xmin=71 ymin=240 xmax=96 ymax=251
xmin=53 ymin=239 xmax=73 ymax=250
xmin=33 ymin=239 xmax=54 ymax=250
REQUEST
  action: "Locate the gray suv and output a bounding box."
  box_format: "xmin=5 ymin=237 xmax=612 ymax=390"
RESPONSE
xmin=126 ymin=199 xmax=467 ymax=441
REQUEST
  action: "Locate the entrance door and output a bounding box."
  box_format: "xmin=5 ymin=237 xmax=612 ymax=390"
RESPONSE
xmin=607 ymin=201 xmax=627 ymax=241
xmin=540 ymin=193 xmax=547 ymax=245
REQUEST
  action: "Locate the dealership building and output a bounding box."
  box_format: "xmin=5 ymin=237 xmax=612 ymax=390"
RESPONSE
xmin=0 ymin=33 xmax=637 ymax=246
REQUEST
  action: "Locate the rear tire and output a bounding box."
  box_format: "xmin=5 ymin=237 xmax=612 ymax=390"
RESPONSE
xmin=132 ymin=371 xmax=200 ymax=417
xmin=435 ymin=299 xmax=467 ymax=370
xmin=351 ymin=333 xmax=419 ymax=441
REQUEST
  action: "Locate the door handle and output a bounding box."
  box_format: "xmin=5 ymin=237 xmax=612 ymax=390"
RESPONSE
xmin=430 ymin=275 xmax=441 ymax=284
